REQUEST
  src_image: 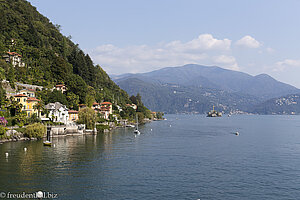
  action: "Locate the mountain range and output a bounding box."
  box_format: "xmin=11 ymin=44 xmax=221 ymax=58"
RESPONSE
xmin=112 ymin=64 xmax=300 ymax=114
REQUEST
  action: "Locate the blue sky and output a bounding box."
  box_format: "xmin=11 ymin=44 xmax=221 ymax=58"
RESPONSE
xmin=28 ymin=0 xmax=300 ymax=88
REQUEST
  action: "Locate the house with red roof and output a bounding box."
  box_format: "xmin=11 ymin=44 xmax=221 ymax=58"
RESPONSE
xmin=101 ymin=102 xmax=113 ymax=114
xmin=99 ymin=107 xmax=110 ymax=119
xmin=92 ymin=102 xmax=100 ymax=110
xmin=79 ymin=104 xmax=87 ymax=111
xmin=126 ymin=103 xmax=137 ymax=110
xmin=14 ymin=94 xmax=41 ymax=117
xmin=3 ymin=51 xmax=25 ymax=67
xmin=54 ymin=84 xmax=67 ymax=93
xmin=68 ymin=110 xmax=79 ymax=122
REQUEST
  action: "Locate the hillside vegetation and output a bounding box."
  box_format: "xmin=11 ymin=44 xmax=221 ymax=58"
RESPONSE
xmin=0 ymin=0 xmax=131 ymax=107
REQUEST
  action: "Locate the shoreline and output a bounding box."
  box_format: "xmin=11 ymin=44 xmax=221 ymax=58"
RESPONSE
xmin=0 ymin=118 xmax=161 ymax=144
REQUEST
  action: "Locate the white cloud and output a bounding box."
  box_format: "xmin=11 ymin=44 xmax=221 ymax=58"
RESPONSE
xmin=236 ymin=35 xmax=261 ymax=48
xmin=213 ymin=55 xmax=239 ymax=70
xmin=166 ymin=34 xmax=231 ymax=52
xmin=89 ymin=34 xmax=237 ymax=74
xmin=266 ymin=47 xmax=275 ymax=53
xmin=274 ymin=59 xmax=300 ymax=71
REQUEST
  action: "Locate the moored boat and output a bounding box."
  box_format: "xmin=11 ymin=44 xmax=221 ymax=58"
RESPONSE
xmin=43 ymin=126 xmax=52 ymax=146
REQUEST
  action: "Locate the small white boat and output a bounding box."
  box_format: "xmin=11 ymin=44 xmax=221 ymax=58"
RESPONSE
xmin=126 ymin=124 xmax=135 ymax=128
xmin=134 ymin=129 xmax=141 ymax=135
xmin=134 ymin=115 xmax=141 ymax=135
xmin=235 ymin=131 xmax=239 ymax=136
xmin=43 ymin=141 xmax=52 ymax=146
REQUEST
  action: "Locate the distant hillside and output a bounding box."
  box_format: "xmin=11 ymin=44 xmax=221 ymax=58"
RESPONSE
xmin=114 ymin=64 xmax=300 ymax=114
xmin=114 ymin=64 xmax=299 ymax=100
xmin=251 ymin=94 xmax=300 ymax=114
xmin=0 ymin=0 xmax=131 ymax=106
xmin=117 ymin=77 xmax=260 ymax=114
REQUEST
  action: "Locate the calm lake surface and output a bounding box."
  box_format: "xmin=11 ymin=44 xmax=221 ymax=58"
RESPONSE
xmin=1 ymin=114 xmax=300 ymax=200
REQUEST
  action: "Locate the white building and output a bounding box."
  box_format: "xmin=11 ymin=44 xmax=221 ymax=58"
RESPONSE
xmin=3 ymin=52 xmax=25 ymax=67
xmin=44 ymin=102 xmax=69 ymax=124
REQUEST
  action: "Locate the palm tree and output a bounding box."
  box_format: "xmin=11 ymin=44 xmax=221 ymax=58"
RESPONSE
xmin=33 ymin=101 xmax=44 ymax=118
xmin=8 ymin=97 xmax=22 ymax=116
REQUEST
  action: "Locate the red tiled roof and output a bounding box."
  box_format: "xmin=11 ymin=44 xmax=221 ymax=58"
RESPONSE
xmin=56 ymin=84 xmax=65 ymax=87
xmin=101 ymin=107 xmax=110 ymax=111
xmin=27 ymin=97 xmax=40 ymax=101
xmin=14 ymin=94 xmax=27 ymax=97
xmin=93 ymin=102 xmax=100 ymax=105
xmin=68 ymin=110 xmax=79 ymax=114
xmin=101 ymin=102 xmax=112 ymax=105
xmin=7 ymin=52 xmax=22 ymax=57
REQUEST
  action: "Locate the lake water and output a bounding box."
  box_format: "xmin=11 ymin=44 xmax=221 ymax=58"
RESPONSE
xmin=1 ymin=114 xmax=300 ymax=200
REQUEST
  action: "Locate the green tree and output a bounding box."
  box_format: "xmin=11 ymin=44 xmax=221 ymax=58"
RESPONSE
xmin=0 ymin=85 xmax=6 ymax=108
xmin=8 ymin=97 xmax=22 ymax=117
xmin=47 ymin=90 xmax=68 ymax=105
xmin=66 ymin=92 xmax=79 ymax=109
xmin=66 ymin=74 xmax=88 ymax=103
xmin=78 ymin=107 xmax=96 ymax=129
xmin=85 ymin=86 xmax=96 ymax=107
xmin=136 ymin=112 xmax=144 ymax=124
xmin=24 ymin=123 xmax=46 ymax=139
xmin=85 ymin=95 xmax=95 ymax=108
xmin=33 ymin=100 xmax=44 ymax=118
xmin=0 ymin=67 xmax=5 ymax=81
xmin=130 ymin=95 xmax=137 ymax=105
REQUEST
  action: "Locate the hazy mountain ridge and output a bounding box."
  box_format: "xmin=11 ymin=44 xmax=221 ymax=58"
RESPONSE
xmin=113 ymin=64 xmax=300 ymax=114
xmin=116 ymin=77 xmax=262 ymax=114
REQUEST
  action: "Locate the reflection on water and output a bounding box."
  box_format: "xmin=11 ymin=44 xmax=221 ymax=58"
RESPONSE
xmin=1 ymin=115 xmax=300 ymax=199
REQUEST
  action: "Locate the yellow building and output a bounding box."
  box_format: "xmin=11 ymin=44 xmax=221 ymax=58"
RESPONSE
xmin=14 ymin=94 xmax=40 ymax=117
xmin=68 ymin=110 xmax=79 ymax=122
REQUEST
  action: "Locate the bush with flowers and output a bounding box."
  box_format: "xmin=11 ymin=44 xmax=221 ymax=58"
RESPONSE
xmin=0 ymin=117 xmax=8 ymax=136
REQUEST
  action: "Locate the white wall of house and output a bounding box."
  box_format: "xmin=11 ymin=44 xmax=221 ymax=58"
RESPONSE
xmin=45 ymin=102 xmax=69 ymax=124
xmin=49 ymin=107 xmax=69 ymax=124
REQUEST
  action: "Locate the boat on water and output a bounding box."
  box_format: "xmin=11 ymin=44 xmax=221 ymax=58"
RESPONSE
xmin=207 ymin=105 xmax=222 ymax=117
xmin=134 ymin=129 xmax=141 ymax=135
xmin=43 ymin=126 xmax=52 ymax=146
xmin=43 ymin=141 xmax=52 ymax=146
xmin=126 ymin=124 xmax=135 ymax=128
xmin=134 ymin=115 xmax=141 ymax=135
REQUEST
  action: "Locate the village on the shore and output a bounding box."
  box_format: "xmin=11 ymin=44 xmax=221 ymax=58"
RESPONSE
xmin=0 ymin=51 xmax=164 ymax=143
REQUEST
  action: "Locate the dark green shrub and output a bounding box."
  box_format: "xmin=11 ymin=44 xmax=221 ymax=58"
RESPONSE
xmin=96 ymin=124 xmax=109 ymax=133
xmin=24 ymin=123 xmax=46 ymax=139
xmin=0 ymin=126 xmax=7 ymax=135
